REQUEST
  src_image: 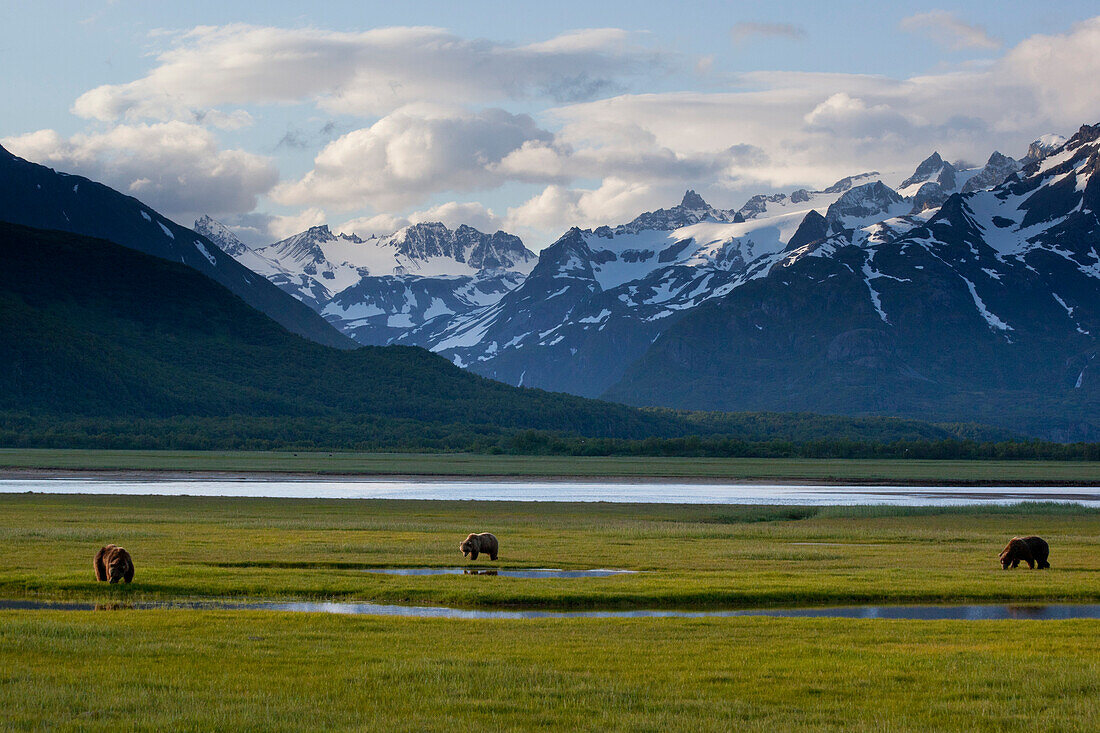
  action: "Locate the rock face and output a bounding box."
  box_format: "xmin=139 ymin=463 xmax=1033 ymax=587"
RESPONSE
xmin=603 ymin=126 xmax=1098 ymax=440
xmin=961 ymin=152 xmax=1021 ymax=193
xmin=898 ymin=152 xmax=960 ymax=211
xmin=0 ymin=145 xmax=353 ymax=349
xmin=825 ymin=182 xmax=907 ymax=230
xmin=1022 ymin=134 xmax=1069 ymax=166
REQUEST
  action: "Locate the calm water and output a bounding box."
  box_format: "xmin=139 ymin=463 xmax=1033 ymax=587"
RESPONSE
xmin=360 ymin=567 xmax=636 ymax=578
xmin=2 ymin=478 xmax=1098 ymax=505
xmin=2 ymin=599 xmax=1098 ymax=620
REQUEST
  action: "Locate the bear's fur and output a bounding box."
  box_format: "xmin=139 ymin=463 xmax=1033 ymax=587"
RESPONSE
xmin=94 ymin=545 xmax=135 ymax=583
xmin=459 ymin=532 xmax=499 ymax=561
xmin=999 ymin=536 xmax=1050 ymax=570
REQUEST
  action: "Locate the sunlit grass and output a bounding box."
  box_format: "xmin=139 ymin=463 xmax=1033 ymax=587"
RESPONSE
xmin=1 ymin=495 xmax=1098 ymax=609
xmin=1 ymin=611 xmax=1098 ymax=731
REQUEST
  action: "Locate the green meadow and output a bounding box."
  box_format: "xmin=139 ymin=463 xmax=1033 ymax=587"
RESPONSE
xmin=2 ymin=494 xmax=1098 ymax=608
xmin=3 ymin=494 xmax=1099 ymax=730
xmin=3 ymin=612 xmax=1098 ymax=731
xmin=4 ymin=447 xmax=1100 ymax=482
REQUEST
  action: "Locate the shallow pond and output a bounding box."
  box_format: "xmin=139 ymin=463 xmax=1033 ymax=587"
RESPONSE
xmin=3 ymin=478 xmax=1099 ymax=506
xmin=361 ymin=568 xmax=636 ymax=578
xmin=3 ymin=600 xmax=1099 ymax=620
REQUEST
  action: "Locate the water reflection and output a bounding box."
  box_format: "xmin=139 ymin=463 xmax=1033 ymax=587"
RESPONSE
xmin=362 ymin=567 xmax=636 ymax=579
xmin=3 ymin=599 xmax=1099 ymax=620
xmin=2 ymin=478 xmax=1098 ymax=506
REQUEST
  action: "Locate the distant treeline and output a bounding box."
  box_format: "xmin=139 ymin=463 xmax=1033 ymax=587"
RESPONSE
xmin=2 ymin=414 xmax=1096 ymax=460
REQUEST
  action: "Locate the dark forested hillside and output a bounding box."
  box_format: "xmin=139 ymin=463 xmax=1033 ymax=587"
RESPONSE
xmin=0 ymin=144 xmax=351 ymax=348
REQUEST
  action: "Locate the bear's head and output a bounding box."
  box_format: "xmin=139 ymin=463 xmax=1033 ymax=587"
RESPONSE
xmin=459 ymin=534 xmax=479 ymax=559
xmin=999 ymin=539 xmax=1022 ymax=569
xmin=106 ymin=550 xmax=129 ymax=583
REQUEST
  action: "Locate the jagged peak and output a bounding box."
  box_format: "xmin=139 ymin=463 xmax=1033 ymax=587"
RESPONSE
xmin=680 ymin=189 xmax=709 ymax=210
xmin=1064 ymin=125 xmax=1099 ymax=151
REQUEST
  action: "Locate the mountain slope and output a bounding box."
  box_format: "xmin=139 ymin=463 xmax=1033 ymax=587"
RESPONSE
xmin=399 ymin=184 xmax=918 ymax=396
xmin=0 ymin=145 xmax=351 ymax=348
xmin=0 ymin=222 xmax=1017 ymax=447
xmin=604 ymin=126 xmax=1100 ymax=440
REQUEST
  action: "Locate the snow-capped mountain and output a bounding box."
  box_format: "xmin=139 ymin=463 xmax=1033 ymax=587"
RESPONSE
xmin=605 ymin=125 xmax=1100 ymax=439
xmin=397 ymin=183 xmax=924 ymax=396
xmin=200 ymin=219 xmax=536 ymax=345
xmin=961 ymin=151 xmax=1020 ymax=194
xmin=0 ymin=145 xmax=352 ymax=349
xmin=1022 ymin=134 xmax=1068 ymax=165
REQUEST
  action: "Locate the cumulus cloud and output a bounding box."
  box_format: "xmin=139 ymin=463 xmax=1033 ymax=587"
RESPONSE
xmin=730 ymin=22 xmax=806 ymax=44
xmin=547 ymin=18 xmax=1100 ymax=194
xmin=266 ymin=207 xmax=328 ymax=240
xmin=504 ymin=178 xmax=683 ymax=235
xmin=900 ymin=11 xmax=1001 ymax=51
xmin=1 ymin=122 xmax=278 ymax=221
xmin=340 ymin=201 xmax=504 ymax=238
xmin=72 ymin=24 xmax=671 ymax=123
xmin=273 ymin=105 xmax=553 ymax=211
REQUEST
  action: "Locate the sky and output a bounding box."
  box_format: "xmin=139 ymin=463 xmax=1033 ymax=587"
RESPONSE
xmin=3 ymin=1 xmax=1100 ymax=249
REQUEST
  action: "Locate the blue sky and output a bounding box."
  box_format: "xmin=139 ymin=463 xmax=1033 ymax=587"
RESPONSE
xmin=4 ymin=1 xmax=1100 ymax=247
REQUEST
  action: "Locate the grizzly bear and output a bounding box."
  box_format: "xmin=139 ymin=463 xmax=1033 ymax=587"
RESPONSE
xmin=999 ymin=536 xmax=1050 ymax=570
xmin=94 ymin=545 xmax=135 ymax=583
xmin=459 ymin=532 xmax=499 ymax=561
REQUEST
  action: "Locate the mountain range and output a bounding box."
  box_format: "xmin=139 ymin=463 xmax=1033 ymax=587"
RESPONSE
xmin=195 ymin=129 xmax=1097 ymax=439
xmin=3 ymin=221 xmax=1004 ymax=451
xmin=2 ymin=121 xmax=1095 ymax=441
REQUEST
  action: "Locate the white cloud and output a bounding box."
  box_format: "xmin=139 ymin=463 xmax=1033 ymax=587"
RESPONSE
xmin=900 ymin=11 xmax=1001 ymax=51
xmin=2 ymin=122 xmax=278 ymax=221
xmin=545 ymin=18 xmax=1100 ymax=194
xmin=266 ymin=207 xmax=328 ymax=240
xmin=72 ymin=24 xmax=671 ymax=123
xmin=505 ymin=178 xmax=680 ymax=235
xmin=273 ymin=105 xmax=552 ymax=211
xmin=340 ymin=201 xmax=503 ymax=238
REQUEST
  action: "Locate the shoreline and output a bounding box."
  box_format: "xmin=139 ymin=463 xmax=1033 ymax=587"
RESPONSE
xmin=2 ymin=466 xmax=1099 ymax=488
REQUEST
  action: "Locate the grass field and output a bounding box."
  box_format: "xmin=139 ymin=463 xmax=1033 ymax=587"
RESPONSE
xmin=3 ymin=448 xmax=1100 ymax=483
xmin=4 ymin=494 xmax=1100 ymax=730
xmin=2 ymin=494 xmax=1099 ymax=609
xmin=3 ymin=611 xmax=1098 ymax=731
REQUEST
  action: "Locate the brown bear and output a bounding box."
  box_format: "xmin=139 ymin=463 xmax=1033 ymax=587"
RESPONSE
xmin=94 ymin=545 xmax=135 ymax=583
xmin=459 ymin=532 xmax=499 ymax=561
xmin=999 ymin=536 xmax=1050 ymax=570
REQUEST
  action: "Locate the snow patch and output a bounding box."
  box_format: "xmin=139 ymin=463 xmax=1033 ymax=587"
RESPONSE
xmin=960 ymin=275 xmax=1011 ymax=331
xmin=193 ymin=240 xmax=217 ymax=266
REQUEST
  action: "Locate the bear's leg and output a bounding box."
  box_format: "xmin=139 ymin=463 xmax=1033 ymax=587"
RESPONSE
xmin=1011 ymin=559 xmax=1020 ymax=568
xmin=93 ymin=548 xmax=108 ymax=582
xmin=490 ymin=552 xmax=497 ymax=561
xmin=124 ymin=562 xmax=134 ymax=583
xmin=469 ymin=549 xmax=478 ymax=561
xmin=1026 ymin=559 xmax=1035 ymax=569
